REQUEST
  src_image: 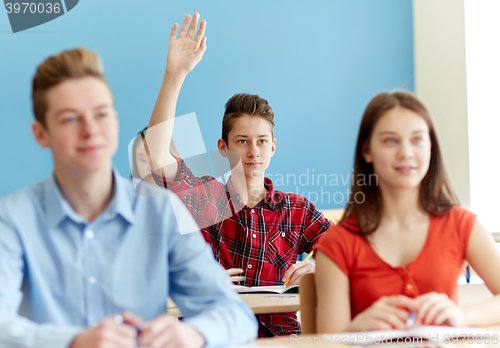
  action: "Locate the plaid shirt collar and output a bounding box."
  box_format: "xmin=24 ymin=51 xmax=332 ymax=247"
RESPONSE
xmin=225 ymin=176 xmax=277 ymax=211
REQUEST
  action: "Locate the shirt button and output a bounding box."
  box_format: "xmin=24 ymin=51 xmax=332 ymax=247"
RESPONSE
xmin=88 ymin=276 xmax=97 ymax=285
xmin=252 ymin=233 xmax=257 ymax=239
xmin=406 ymin=283 xmax=413 ymax=291
xmin=281 ymin=232 xmax=286 ymax=237
xmin=247 ymin=264 xmax=252 ymax=269
xmin=85 ymin=230 xmax=95 ymax=239
xmin=251 ymin=209 xmax=255 ymax=214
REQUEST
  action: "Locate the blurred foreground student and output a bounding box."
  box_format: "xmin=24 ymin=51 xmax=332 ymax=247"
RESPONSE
xmin=144 ymin=13 xmax=332 ymax=336
xmin=0 ymin=48 xmax=257 ymax=348
xmin=315 ymin=91 xmax=500 ymax=332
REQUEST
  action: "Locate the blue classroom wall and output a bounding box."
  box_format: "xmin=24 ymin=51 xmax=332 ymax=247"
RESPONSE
xmin=0 ymin=0 xmax=414 ymax=209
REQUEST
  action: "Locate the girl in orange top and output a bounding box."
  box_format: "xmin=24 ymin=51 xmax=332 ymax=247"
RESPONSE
xmin=315 ymin=91 xmax=500 ymax=332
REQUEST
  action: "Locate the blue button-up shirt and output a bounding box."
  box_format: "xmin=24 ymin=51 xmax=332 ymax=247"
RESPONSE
xmin=0 ymin=171 xmax=257 ymax=348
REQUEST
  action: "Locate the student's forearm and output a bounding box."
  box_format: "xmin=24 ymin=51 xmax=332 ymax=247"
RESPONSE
xmin=146 ymin=72 xmax=186 ymax=180
xmin=0 ymin=314 xmax=82 ymax=348
xmin=149 ymin=72 xmax=186 ymax=129
xmin=462 ymin=294 xmax=500 ymax=327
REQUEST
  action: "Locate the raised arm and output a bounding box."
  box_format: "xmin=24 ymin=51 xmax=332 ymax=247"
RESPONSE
xmin=146 ymin=13 xmax=207 ymax=181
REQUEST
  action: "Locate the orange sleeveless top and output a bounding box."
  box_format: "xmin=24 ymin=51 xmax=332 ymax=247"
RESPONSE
xmin=314 ymin=206 xmax=476 ymax=319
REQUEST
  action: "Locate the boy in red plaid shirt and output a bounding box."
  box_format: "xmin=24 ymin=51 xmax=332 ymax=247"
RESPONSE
xmin=144 ymin=13 xmax=332 ymax=337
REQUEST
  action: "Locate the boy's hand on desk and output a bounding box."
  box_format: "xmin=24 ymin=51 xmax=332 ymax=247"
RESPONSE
xmin=348 ymin=295 xmax=418 ymax=332
xmin=166 ymin=13 xmax=207 ymax=76
xmin=415 ymin=292 xmax=466 ymax=327
xmin=282 ymin=260 xmax=315 ymax=287
xmin=138 ymin=313 xmax=206 ymax=348
xmin=69 ymin=316 xmax=137 ymax=348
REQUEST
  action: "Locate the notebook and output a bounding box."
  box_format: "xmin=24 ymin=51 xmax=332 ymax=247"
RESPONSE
xmin=233 ymin=284 xmax=299 ymax=294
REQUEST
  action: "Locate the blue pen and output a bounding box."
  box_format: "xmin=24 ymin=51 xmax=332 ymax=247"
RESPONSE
xmin=114 ymin=314 xmax=142 ymax=334
xmin=406 ymin=311 xmax=417 ymax=328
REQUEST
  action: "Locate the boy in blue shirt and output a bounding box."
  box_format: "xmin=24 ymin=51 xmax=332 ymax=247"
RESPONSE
xmin=0 ymin=46 xmax=257 ymax=348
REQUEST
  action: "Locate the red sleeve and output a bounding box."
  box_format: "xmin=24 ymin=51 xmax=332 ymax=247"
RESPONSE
xmin=314 ymin=224 xmax=355 ymax=277
xmin=450 ymin=206 xmax=477 ymax=258
xmin=150 ymin=156 xmax=222 ymax=226
xmin=151 ymin=155 xmax=198 ymax=200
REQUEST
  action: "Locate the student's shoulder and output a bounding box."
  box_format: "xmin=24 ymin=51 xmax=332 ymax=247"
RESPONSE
xmin=172 ymin=155 xmax=223 ymax=186
xmin=433 ymin=205 xmax=477 ymax=237
xmin=0 ymin=179 xmax=45 ymax=223
xmin=314 ymin=216 xmax=363 ymax=260
xmin=121 ymin=174 xmax=207 ymax=210
xmin=272 ymin=188 xmax=316 ymax=209
xmin=434 ymin=205 xmax=476 ymax=226
xmin=322 ymin=216 xmax=361 ymax=240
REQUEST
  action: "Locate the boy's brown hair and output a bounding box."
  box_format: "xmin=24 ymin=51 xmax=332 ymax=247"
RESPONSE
xmin=222 ymin=93 xmax=275 ymax=144
xmin=32 ymin=48 xmax=109 ymax=127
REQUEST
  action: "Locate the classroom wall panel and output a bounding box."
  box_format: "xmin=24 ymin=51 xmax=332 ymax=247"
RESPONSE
xmin=413 ymin=0 xmax=470 ymax=208
xmin=0 ymin=0 xmax=414 ymax=209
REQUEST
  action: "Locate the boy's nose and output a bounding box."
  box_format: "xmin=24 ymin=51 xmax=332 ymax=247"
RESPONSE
xmin=248 ymin=143 xmax=259 ymax=157
xmin=81 ymin=115 xmax=99 ymax=137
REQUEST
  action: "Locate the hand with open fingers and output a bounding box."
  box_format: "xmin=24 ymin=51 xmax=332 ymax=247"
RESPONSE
xmin=68 ymin=315 xmax=138 ymax=348
xmin=138 ymin=314 xmax=206 ymax=348
xmin=282 ymin=260 xmax=315 ymax=288
xmin=415 ymin=292 xmax=466 ymax=327
xmin=347 ymin=295 xmax=419 ymax=332
xmin=166 ymin=13 xmax=207 ymax=76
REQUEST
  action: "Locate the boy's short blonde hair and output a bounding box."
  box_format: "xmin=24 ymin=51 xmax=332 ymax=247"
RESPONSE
xmin=32 ymin=48 xmax=109 ymax=126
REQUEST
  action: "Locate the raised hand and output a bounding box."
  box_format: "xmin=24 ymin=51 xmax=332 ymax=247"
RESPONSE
xmin=166 ymin=13 xmax=207 ymax=76
xmin=348 ymin=295 xmax=418 ymax=331
xmin=415 ymin=292 xmax=466 ymax=327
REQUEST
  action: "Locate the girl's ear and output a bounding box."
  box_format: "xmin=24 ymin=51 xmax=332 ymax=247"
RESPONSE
xmin=362 ymin=144 xmax=373 ymax=163
xmin=217 ymin=138 xmax=228 ymax=157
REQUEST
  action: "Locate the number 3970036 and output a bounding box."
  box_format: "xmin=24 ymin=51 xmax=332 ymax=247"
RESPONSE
xmin=444 ymin=334 xmax=498 ymax=344
xmin=5 ymin=3 xmax=61 ymax=14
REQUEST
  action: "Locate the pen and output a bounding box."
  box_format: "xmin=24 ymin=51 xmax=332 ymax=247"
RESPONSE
xmin=406 ymin=311 xmax=417 ymax=328
xmin=114 ymin=314 xmax=142 ymax=334
xmin=284 ymin=250 xmax=314 ymax=286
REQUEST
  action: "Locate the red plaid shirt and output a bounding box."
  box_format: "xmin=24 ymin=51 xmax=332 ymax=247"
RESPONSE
xmin=152 ymin=157 xmax=332 ymax=337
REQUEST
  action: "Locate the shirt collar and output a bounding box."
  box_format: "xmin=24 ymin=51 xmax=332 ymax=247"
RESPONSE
xmin=263 ymin=177 xmax=277 ymax=210
xmin=109 ymin=171 xmax=136 ymax=225
xmin=43 ymin=168 xmax=136 ymax=229
xmin=225 ymin=176 xmax=277 ymax=211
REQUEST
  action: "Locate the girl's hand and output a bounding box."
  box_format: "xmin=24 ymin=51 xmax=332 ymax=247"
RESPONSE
xmin=166 ymin=13 xmax=207 ymax=76
xmin=415 ymin=292 xmax=466 ymax=326
xmin=348 ymin=295 xmax=418 ymax=331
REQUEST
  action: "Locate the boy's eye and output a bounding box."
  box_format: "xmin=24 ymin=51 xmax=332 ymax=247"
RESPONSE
xmin=97 ymin=112 xmax=108 ymax=118
xmin=63 ymin=117 xmax=77 ymax=123
xmin=238 ymin=140 xmax=247 ymax=144
xmin=258 ymin=139 xmax=267 ymax=144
